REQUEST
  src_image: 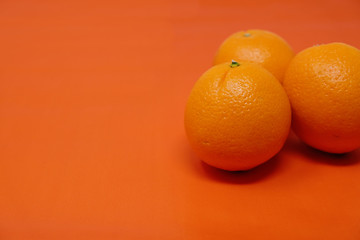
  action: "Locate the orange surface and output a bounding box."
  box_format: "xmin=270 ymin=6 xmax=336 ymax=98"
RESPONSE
xmin=213 ymin=29 xmax=294 ymax=81
xmin=184 ymin=62 xmax=291 ymax=170
xmin=283 ymin=43 xmax=360 ymax=154
xmin=0 ymin=0 xmax=360 ymax=239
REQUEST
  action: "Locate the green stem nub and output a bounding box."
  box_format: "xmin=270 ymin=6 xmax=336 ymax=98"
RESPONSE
xmin=243 ymin=33 xmax=251 ymax=37
xmin=230 ymin=60 xmax=240 ymax=68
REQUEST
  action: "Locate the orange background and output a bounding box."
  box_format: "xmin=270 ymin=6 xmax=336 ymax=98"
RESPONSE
xmin=1 ymin=0 xmax=360 ymax=239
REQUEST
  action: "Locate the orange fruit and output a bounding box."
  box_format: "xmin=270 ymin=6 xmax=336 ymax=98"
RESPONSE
xmin=184 ymin=61 xmax=291 ymax=171
xmin=283 ymin=43 xmax=360 ymax=153
xmin=214 ymin=29 xmax=294 ymax=82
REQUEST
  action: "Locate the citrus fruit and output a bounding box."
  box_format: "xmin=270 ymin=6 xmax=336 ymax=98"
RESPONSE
xmin=283 ymin=42 xmax=360 ymax=154
xmin=184 ymin=61 xmax=291 ymax=171
xmin=214 ymin=29 xmax=294 ymax=82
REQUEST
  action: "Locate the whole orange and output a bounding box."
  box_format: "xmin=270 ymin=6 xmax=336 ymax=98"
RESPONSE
xmin=214 ymin=29 xmax=294 ymax=82
xmin=283 ymin=43 xmax=360 ymax=154
xmin=184 ymin=61 xmax=291 ymax=171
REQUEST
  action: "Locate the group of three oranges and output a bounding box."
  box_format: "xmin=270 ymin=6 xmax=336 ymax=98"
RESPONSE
xmin=184 ymin=29 xmax=360 ymax=171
